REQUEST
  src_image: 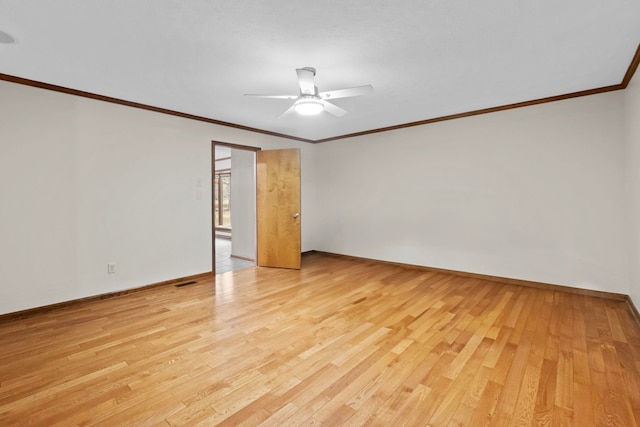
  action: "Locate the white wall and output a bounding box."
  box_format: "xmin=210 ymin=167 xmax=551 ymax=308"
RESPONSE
xmin=1 ymin=76 xmax=635 ymax=314
xmin=0 ymin=80 xmax=316 ymax=314
xmin=230 ymin=149 xmax=256 ymax=260
xmin=627 ymin=75 xmax=640 ymax=306
xmin=0 ymin=83 xmax=79 ymax=309
xmin=315 ymin=91 xmax=629 ymax=294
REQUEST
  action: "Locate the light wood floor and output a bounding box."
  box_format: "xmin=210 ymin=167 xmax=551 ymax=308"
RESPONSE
xmin=2 ymin=253 xmax=640 ymax=426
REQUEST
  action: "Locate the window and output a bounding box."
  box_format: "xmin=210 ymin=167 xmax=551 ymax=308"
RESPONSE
xmin=214 ymin=172 xmax=231 ymax=229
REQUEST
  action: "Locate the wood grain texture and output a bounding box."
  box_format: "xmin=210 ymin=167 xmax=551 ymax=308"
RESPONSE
xmin=256 ymin=149 xmax=301 ymax=269
xmin=1 ymin=252 xmax=640 ymax=426
xmin=315 ymin=250 xmax=629 ymax=302
xmin=0 ymin=271 xmax=212 ymax=321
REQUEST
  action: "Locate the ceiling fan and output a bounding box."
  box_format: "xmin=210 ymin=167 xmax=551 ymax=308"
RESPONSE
xmin=244 ymin=67 xmax=373 ymax=117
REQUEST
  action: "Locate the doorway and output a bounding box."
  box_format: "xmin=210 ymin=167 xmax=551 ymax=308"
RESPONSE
xmin=213 ymin=143 xmax=258 ymax=274
xmin=211 ymin=141 xmax=302 ymax=275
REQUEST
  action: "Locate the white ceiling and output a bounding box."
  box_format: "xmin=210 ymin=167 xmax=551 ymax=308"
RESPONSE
xmin=0 ymin=1 xmax=638 ymax=141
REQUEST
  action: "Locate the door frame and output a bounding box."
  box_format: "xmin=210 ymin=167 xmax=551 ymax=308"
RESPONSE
xmin=211 ymin=141 xmax=261 ymax=275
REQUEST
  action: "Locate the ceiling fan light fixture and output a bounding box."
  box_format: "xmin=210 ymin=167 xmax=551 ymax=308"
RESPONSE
xmin=245 ymin=67 xmax=370 ymax=118
xmin=294 ymin=100 xmax=324 ymax=116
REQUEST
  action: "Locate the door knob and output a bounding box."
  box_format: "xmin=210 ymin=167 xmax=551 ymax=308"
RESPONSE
xmin=293 ymin=212 xmax=300 ymax=219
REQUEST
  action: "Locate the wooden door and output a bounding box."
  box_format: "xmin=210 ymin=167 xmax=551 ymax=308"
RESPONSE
xmin=256 ymin=148 xmax=301 ymax=269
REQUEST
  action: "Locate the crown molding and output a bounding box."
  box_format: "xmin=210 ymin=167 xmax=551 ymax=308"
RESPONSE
xmin=314 ymin=84 xmax=623 ymax=143
xmin=2 ymin=43 xmax=638 ymax=144
xmin=622 ymin=43 xmax=640 ymax=89
xmin=0 ymin=73 xmax=315 ymax=144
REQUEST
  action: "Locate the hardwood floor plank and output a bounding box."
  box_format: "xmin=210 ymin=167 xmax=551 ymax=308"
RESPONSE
xmin=1 ymin=253 xmax=640 ymax=426
xmin=508 ymin=291 xmax=550 ymax=426
xmin=533 ymin=357 xmax=558 ymax=426
xmin=468 ymin=379 xmax=504 ymax=426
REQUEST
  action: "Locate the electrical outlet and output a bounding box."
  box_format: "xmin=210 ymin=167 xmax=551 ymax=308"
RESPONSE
xmin=107 ymin=263 xmax=116 ymax=274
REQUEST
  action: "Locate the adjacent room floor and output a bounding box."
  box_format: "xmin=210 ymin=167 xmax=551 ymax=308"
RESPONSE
xmin=215 ymin=237 xmax=255 ymax=274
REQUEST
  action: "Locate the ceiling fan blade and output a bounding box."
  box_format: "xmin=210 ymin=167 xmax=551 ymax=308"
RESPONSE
xmin=244 ymin=93 xmax=297 ymax=99
xmin=296 ymin=67 xmax=316 ymax=95
xmin=319 ymin=84 xmax=373 ymax=100
xmin=320 ymin=100 xmax=347 ymax=117
xmin=278 ymin=104 xmax=297 ymax=118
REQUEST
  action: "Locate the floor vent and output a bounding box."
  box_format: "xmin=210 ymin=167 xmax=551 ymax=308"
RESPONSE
xmin=175 ymin=281 xmax=198 ymax=288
